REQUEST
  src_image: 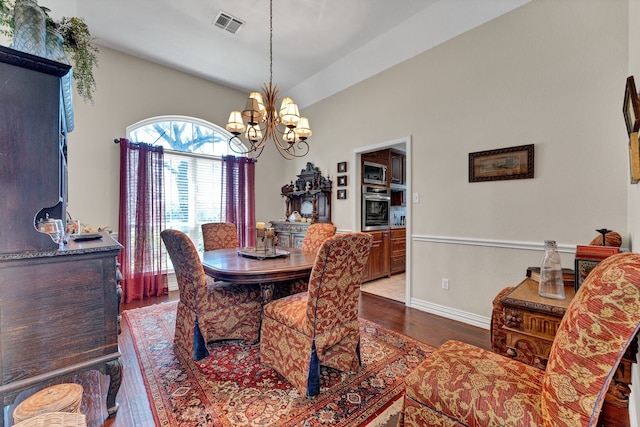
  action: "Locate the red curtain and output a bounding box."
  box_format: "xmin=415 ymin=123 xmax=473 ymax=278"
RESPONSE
xmin=221 ymin=155 xmax=256 ymax=248
xmin=117 ymin=138 xmax=167 ymax=303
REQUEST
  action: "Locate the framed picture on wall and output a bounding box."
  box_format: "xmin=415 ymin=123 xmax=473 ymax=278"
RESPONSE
xmin=337 ymin=162 xmax=347 ymax=173
xmin=469 ymin=144 xmax=534 ymax=182
xmin=337 ymin=175 xmax=347 ymax=187
xmin=337 ymin=189 xmax=347 ymax=199
xmin=623 ymin=76 xmax=640 ymax=136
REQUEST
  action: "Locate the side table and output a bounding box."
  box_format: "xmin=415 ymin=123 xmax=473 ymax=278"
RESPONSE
xmin=499 ymin=277 xmax=638 ymax=427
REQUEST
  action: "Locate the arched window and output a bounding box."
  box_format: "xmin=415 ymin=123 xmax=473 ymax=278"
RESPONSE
xmin=127 ymin=116 xmax=240 ymax=251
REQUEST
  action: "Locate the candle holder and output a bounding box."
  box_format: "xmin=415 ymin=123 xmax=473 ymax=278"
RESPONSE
xmin=256 ymin=225 xmax=276 ymax=258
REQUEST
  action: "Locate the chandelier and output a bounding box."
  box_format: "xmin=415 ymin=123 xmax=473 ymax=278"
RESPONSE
xmin=226 ymin=0 xmax=312 ymax=160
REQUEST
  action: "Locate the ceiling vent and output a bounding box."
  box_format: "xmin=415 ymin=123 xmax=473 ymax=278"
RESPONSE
xmin=214 ymin=11 xmax=244 ymax=34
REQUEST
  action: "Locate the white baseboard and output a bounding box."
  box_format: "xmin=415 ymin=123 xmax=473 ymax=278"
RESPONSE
xmin=409 ymin=297 xmax=491 ymax=330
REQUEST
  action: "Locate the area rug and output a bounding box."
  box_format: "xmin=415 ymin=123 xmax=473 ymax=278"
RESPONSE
xmin=124 ymin=301 xmax=433 ymax=426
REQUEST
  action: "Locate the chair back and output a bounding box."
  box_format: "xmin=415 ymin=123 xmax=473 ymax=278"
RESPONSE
xmin=541 ymin=253 xmax=640 ymax=426
xmin=202 ymin=222 xmax=239 ymax=251
xmin=301 ymin=223 xmax=337 ymax=253
xmin=160 ymin=229 xmax=207 ymax=307
xmin=304 ymin=233 xmax=373 ymax=336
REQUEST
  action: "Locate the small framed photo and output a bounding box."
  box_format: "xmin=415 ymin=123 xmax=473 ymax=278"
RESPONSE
xmin=623 ymin=76 xmax=640 ymax=137
xmin=337 ymin=175 xmax=347 ymax=187
xmin=337 ymin=189 xmax=347 ymax=199
xmin=469 ymin=144 xmax=534 ymax=182
xmin=337 ymin=161 xmax=347 ymax=173
xmin=574 ymin=258 xmax=601 ymax=292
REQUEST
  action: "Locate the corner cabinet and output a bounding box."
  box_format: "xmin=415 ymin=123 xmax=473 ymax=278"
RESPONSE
xmin=0 ymin=46 xmax=123 ymax=423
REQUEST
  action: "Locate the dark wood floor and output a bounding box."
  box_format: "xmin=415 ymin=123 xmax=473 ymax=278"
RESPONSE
xmin=73 ymin=291 xmax=490 ymax=427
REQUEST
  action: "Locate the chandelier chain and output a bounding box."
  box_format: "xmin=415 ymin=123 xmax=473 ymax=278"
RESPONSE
xmin=269 ymin=0 xmax=273 ymax=86
xmin=225 ymin=0 xmax=311 ymax=159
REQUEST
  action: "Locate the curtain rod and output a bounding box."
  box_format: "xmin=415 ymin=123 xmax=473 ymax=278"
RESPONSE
xmin=113 ymin=139 xmax=120 ymax=144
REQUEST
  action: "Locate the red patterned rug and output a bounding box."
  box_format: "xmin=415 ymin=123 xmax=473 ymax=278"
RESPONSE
xmin=124 ymin=301 xmax=433 ymax=426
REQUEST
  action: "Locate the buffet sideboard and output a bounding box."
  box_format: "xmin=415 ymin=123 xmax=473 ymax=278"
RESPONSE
xmin=0 ymin=46 xmax=123 ymax=424
xmin=0 ymin=235 xmax=123 ymax=425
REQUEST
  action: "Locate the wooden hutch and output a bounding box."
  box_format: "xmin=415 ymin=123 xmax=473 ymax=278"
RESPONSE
xmin=272 ymin=163 xmax=332 ymax=248
xmin=0 ymin=46 xmax=122 ymax=424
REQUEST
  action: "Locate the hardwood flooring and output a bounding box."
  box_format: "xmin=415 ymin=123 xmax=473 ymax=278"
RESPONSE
xmin=58 ymin=290 xmax=490 ymax=427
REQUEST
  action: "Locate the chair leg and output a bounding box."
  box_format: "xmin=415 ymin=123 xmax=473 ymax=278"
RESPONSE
xmin=193 ymin=316 xmax=209 ymax=360
xmin=306 ymin=341 xmax=321 ymax=397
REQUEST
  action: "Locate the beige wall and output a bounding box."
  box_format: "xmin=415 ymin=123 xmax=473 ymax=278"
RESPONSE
xmin=286 ymin=0 xmax=629 ymax=324
xmin=67 ymin=46 xmax=286 ymax=230
xmin=68 ymin=0 xmax=628 ymax=326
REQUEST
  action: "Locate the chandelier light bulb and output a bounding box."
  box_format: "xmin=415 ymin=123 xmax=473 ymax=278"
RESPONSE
xmin=280 ymin=102 xmax=300 ymax=128
xmin=245 ymin=125 xmax=263 ymax=142
xmin=295 ymin=117 xmax=312 ymax=140
xmin=225 ymin=111 xmax=246 ymax=135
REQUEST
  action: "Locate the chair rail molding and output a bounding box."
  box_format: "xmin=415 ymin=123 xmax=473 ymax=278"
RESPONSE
xmin=413 ymin=234 xmax=599 ymax=254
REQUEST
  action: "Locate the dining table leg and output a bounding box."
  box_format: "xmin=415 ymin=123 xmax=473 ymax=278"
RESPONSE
xmin=260 ymin=283 xmax=275 ymax=304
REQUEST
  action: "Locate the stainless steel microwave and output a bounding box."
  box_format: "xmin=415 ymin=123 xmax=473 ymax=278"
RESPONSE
xmin=362 ymin=161 xmax=387 ymax=186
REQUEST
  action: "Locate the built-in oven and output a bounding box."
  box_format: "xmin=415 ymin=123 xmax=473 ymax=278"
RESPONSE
xmin=362 ymin=186 xmax=391 ymax=231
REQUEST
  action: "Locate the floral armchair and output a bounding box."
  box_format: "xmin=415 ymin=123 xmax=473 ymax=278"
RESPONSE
xmin=201 ymin=222 xmax=239 ymax=251
xmin=259 ymin=232 xmax=373 ymax=397
xmin=160 ymin=229 xmax=262 ymax=360
xmin=398 ymin=253 xmax=640 ymax=426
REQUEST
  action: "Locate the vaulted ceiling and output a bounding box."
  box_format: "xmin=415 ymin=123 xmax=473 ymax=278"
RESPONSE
xmin=41 ymin=0 xmax=529 ymax=107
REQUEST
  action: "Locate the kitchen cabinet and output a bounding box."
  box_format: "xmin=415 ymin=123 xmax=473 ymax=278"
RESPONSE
xmin=390 ymin=228 xmax=406 ymax=275
xmin=390 ymin=151 xmax=405 ymax=185
xmin=361 ymin=230 xmax=390 ymax=283
xmin=361 ymin=149 xmax=405 ymax=187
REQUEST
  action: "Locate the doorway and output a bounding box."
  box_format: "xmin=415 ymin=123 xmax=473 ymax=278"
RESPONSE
xmin=353 ymin=136 xmax=411 ymax=306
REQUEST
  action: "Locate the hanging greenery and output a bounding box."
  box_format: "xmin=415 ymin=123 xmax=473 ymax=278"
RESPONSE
xmin=0 ymin=0 xmax=99 ymax=103
xmin=49 ymin=15 xmax=99 ymax=103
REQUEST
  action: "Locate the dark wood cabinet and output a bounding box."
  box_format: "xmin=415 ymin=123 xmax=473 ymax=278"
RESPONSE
xmin=280 ymin=162 xmax=332 ymax=224
xmin=361 ymin=230 xmax=390 ymax=283
xmin=361 ymin=149 xmax=405 ymax=187
xmin=0 ymin=46 xmax=122 ymax=424
xmin=390 ymin=228 xmax=406 ymax=275
xmin=390 ymin=151 xmax=405 ymax=185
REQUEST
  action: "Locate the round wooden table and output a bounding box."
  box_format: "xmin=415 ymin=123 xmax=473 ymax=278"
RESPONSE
xmin=201 ymin=247 xmax=316 ymax=302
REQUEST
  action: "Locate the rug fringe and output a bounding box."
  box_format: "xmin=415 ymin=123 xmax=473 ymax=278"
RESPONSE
xmin=362 ymin=395 xmax=403 ymax=427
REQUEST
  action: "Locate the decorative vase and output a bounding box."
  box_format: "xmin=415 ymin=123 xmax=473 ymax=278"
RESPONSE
xmin=12 ymin=0 xmax=46 ymax=57
xmin=45 ymin=29 xmax=69 ymax=64
xmin=538 ymin=240 xmax=565 ymax=300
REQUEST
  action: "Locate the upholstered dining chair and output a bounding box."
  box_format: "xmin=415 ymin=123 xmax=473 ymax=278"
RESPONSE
xmin=201 ymin=222 xmax=239 ymax=251
xmin=398 ymin=252 xmax=640 ymax=427
xmin=301 ymin=222 xmax=337 ymax=254
xmin=160 ymin=229 xmax=262 ymax=361
xmin=260 ymin=232 xmax=373 ymax=397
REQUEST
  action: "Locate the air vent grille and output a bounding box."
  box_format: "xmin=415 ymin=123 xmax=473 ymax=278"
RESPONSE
xmin=214 ymin=11 xmax=244 ymax=34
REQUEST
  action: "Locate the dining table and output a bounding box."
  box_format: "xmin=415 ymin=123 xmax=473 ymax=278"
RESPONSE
xmin=201 ymin=247 xmax=317 ymax=302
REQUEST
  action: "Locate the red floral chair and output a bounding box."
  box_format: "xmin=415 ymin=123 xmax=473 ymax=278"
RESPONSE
xmin=201 ymin=222 xmax=239 ymax=251
xmin=398 ymin=252 xmax=640 ymax=426
xmin=160 ymin=229 xmax=262 ymax=361
xmin=259 ymin=232 xmax=373 ymax=397
xmin=301 ymin=223 xmax=337 ymax=254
